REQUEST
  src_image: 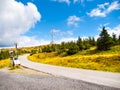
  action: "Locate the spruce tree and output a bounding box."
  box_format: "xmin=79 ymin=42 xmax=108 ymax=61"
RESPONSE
xmin=112 ymin=33 xmax=117 ymax=45
xmin=83 ymin=39 xmax=91 ymax=50
xmin=67 ymin=41 xmax=79 ymax=55
xmin=97 ymin=27 xmax=112 ymax=50
xmin=88 ymin=37 xmax=96 ymax=46
xmin=92 ymin=37 xmax=96 ymax=46
xmin=118 ymin=35 xmax=120 ymax=45
xmin=77 ymin=37 xmax=84 ymax=51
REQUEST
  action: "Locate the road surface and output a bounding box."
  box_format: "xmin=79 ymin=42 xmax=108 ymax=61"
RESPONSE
xmin=19 ymin=54 xmax=120 ymax=89
xmin=0 ymin=71 xmax=119 ymax=90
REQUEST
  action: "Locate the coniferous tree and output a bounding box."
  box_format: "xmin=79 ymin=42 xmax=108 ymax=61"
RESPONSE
xmin=83 ymin=39 xmax=91 ymax=50
xmin=77 ymin=37 xmax=84 ymax=51
xmin=88 ymin=37 xmax=96 ymax=46
xmin=97 ymin=27 xmax=112 ymax=50
xmin=57 ymin=42 xmax=66 ymax=54
xmin=67 ymin=41 xmax=79 ymax=55
xmin=112 ymin=33 xmax=117 ymax=45
xmin=118 ymin=35 xmax=120 ymax=45
xmin=92 ymin=37 xmax=96 ymax=46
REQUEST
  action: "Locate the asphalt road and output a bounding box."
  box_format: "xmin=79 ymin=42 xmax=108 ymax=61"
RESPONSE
xmin=19 ymin=54 xmax=120 ymax=89
xmin=0 ymin=71 xmax=119 ymax=90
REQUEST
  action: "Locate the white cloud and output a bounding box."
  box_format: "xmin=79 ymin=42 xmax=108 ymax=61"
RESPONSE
xmin=74 ymin=0 xmax=93 ymax=4
xmin=39 ymin=39 xmax=50 ymax=45
xmin=67 ymin=31 xmax=73 ymax=36
xmin=51 ymin=0 xmax=70 ymax=5
xmin=56 ymin=37 xmax=78 ymax=43
xmin=87 ymin=1 xmax=120 ymax=17
xmin=51 ymin=29 xmax=73 ymax=37
xmin=74 ymin=0 xmax=84 ymax=4
xmin=107 ymin=1 xmax=120 ymax=13
xmin=107 ymin=24 xmax=120 ymax=37
xmin=0 ymin=0 xmax=41 ymax=47
xmin=98 ymin=2 xmax=109 ymax=9
xmin=52 ymin=29 xmax=60 ymax=33
xmin=97 ymin=23 xmax=110 ymax=31
xmin=67 ymin=15 xmax=81 ymax=27
xmin=17 ymin=36 xmax=40 ymax=47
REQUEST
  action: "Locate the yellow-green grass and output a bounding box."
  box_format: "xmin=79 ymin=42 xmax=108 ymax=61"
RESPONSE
xmin=0 ymin=59 xmax=11 ymax=68
xmin=28 ymin=45 xmax=120 ymax=73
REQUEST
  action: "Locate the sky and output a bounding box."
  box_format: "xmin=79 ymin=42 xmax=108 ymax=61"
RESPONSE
xmin=0 ymin=0 xmax=120 ymax=48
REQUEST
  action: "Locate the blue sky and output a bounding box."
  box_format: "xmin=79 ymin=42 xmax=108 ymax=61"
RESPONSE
xmin=0 ymin=0 xmax=120 ymax=48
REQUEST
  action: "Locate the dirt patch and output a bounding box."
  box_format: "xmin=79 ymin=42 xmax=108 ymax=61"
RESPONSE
xmin=0 ymin=66 xmax=50 ymax=75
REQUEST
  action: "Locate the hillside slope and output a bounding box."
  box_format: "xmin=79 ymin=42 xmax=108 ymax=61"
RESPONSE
xmin=28 ymin=45 xmax=120 ymax=73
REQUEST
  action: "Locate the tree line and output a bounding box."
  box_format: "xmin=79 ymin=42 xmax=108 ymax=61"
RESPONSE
xmin=41 ymin=27 xmax=120 ymax=56
xmin=0 ymin=26 xmax=120 ymax=59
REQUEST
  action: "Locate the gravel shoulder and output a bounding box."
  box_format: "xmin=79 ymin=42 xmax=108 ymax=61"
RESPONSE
xmin=0 ymin=66 xmax=49 ymax=75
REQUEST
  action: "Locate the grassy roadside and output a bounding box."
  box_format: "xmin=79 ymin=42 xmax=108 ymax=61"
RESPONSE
xmin=0 ymin=59 xmax=10 ymax=68
xmin=28 ymin=45 xmax=120 ymax=73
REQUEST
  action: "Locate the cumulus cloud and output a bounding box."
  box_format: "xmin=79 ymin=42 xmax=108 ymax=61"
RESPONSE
xmin=0 ymin=0 xmax=41 ymax=47
xmin=87 ymin=1 xmax=120 ymax=17
xmin=107 ymin=24 xmax=120 ymax=37
xmin=67 ymin=15 xmax=81 ymax=27
xmin=56 ymin=37 xmax=78 ymax=43
xmin=51 ymin=0 xmax=70 ymax=5
xmin=51 ymin=29 xmax=73 ymax=37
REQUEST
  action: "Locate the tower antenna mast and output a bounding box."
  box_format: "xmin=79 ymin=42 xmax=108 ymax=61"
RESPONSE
xmin=51 ymin=28 xmax=54 ymax=44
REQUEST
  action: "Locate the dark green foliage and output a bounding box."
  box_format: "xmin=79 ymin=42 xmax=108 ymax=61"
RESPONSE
xmin=83 ymin=39 xmax=91 ymax=50
xmin=42 ymin=45 xmax=56 ymax=53
xmin=77 ymin=37 xmax=96 ymax=51
xmin=66 ymin=41 xmax=79 ymax=55
xmin=112 ymin=33 xmax=117 ymax=45
xmin=30 ymin=49 xmax=37 ymax=55
xmin=118 ymin=35 xmax=120 ymax=45
xmin=77 ymin=37 xmax=84 ymax=51
xmin=57 ymin=41 xmax=79 ymax=56
xmin=88 ymin=37 xmax=96 ymax=46
xmin=0 ymin=50 xmax=9 ymax=60
xmin=97 ymin=27 xmax=113 ymax=51
xmin=57 ymin=42 xmax=67 ymax=54
xmin=42 ymin=46 xmax=51 ymax=52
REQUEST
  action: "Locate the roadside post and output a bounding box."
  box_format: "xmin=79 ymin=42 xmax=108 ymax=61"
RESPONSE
xmin=14 ymin=43 xmax=20 ymax=66
xmin=10 ymin=50 xmax=14 ymax=67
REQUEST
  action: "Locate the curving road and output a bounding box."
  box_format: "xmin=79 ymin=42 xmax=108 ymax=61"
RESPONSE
xmin=0 ymin=71 xmax=119 ymax=90
xmin=18 ymin=54 xmax=120 ymax=89
xmin=1 ymin=54 xmax=119 ymax=90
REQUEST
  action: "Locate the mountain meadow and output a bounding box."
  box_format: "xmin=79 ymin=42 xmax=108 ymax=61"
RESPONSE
xmin=28 ymin=45 xmax=120 ymax=73
xmin=0 ymin=27 xmax=120 ymax=72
